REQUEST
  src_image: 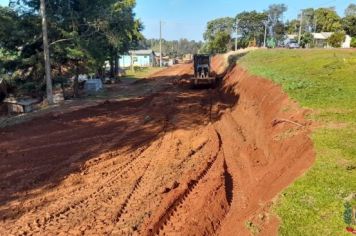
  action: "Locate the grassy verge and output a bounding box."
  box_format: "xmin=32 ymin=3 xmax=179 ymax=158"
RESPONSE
xmin=123 ymin=67 xmax=162 ymax=80
xmin=238 ymin=49 xmax=356 ymax=236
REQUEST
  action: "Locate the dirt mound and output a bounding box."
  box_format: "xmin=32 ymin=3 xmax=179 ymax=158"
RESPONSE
xmin=0 ymin=61 xmax=314 ymax=235
xmin=211 ymin=54 xmax=227 ymax=76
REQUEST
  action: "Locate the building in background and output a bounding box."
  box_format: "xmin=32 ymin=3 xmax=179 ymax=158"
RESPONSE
xmin=312 ymin=32 xmax=351 ymax=48
xmin=119 ymin=50 xmax=156 ymax=68
xmin=154 ymin=52 xmax=170 ymax=67
xmin=285 ymin=32 xmax=351 ymax=48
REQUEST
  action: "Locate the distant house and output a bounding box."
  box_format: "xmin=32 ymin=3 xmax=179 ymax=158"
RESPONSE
xmin=342 ymin=35 xmax=352 ymax=48
xmin=119 ymin=50 xmax=156 ymax=68
xmin=312 ymin=32 xmax=351 ymax=48
xmin=286 ymin=34 xmax=297 ymax=40
xmin=285 ymin=32 xmax=351 ymax=48
xmin=154 ymin=52 xmax=170 ymax=67
xmin=312 ymin=32 xmax=333 ymax=48
xmin=183 ymin=54 xmax=193 ymax=63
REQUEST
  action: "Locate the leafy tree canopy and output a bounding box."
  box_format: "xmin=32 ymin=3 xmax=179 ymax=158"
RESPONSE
xmin=315 ymin=8 xmax=342 ymax=32
xmin=236 ymin=11 xmax=267 ymax=43
xmin=1 ymin=0 xmax=142 ymax=82
xmin=345 ymin=3 xmax=356 ymax=17
xmin=203 ymin=17 xmax=235 ymax=41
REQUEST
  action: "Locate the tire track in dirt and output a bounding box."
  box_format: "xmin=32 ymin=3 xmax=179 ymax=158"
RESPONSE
xmin=144 ymin=130 xmax=222 ymax=236
xmin=110 ymin=161 xmax=152 ymax=235
xmin=108 ymin=105 xmax=177 ymax=235
xmin=15 ymin=144 xmax=152 ymax=235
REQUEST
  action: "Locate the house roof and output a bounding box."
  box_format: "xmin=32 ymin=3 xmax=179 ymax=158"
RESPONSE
xmin=128 ymin=50 xmax=155 ymax=55
xmin=312 ymin=32 xmax=333 ymax=40
xmin=287 ymin=34 xmax=297 ymax=39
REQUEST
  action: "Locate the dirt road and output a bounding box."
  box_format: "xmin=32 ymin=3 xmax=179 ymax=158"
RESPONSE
xmin=0 ymin=59 xmax=314 ymax=235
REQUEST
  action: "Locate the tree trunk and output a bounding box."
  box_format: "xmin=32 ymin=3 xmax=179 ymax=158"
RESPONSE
xmin=40 ymin=0 xmax=53 ymax=104
xmin=110 ymin=54 xmax=114 ymax=78
xmin=73 ymin=62 xmax=79 ymax=98
xmin=114 ymin=51 xmax=119 ymax=78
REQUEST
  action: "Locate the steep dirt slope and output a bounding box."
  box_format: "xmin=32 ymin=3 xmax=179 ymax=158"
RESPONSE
xmin=214 ymin=66 xmax=314 ymax=235
xmin=0 ymin=58 xmax=314 ymax=236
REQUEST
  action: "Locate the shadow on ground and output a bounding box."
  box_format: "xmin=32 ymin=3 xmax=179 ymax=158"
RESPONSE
xmin=0 ymin=71 xmax=240 ymax=220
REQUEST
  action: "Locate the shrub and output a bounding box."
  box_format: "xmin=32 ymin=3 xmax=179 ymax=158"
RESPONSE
xmin=327 ymin=31 xmax=346 ymax=48
xmin=351 ymin=37 xmax=356 ymax=48
xmin=300 ymin=32 xmax=314 ymax=48
xmin=344 ymin=202 xmax=353 ymax=226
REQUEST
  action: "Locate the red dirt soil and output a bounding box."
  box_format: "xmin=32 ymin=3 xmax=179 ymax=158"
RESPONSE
xmin=0 ymin=58 xmax=314 ymax=236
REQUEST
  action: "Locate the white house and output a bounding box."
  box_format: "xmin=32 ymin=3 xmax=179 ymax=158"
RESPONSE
xmin=342 ymin=35 xmax=352 ymax=48
xmin=285 ymin=32 xmax=352 ymax=48
xmin=311 ymin=32 xmax=351 ymax=48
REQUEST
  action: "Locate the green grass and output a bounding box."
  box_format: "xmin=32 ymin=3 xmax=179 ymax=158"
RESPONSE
xmin=238 ymin=49 xmax=356 ymax=236
xmin=123 ymin=66 xmax=162 ymax=80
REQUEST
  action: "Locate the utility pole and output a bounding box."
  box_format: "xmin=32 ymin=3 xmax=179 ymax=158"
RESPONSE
xmin=40 ymin=0 xmax=53 ymax=104
xmin=298 ymin=10 xmax=304 ymax=44
xmin=159 ymin=21 xmax=162 ymax=67
xmin=313 ymin=16 xmax=317 ymax=45
xmin=235 ymin=18 xmax=239 ymax=51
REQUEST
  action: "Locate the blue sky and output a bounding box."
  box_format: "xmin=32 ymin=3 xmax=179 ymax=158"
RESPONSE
xmin=1 ymin=0 xmax=354 ymax=41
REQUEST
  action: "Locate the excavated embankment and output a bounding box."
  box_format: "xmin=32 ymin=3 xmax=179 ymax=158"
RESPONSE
xmin=0 ymin=57 xmax=314 ymax=236
xmin=214 ymin=65 xmax=315 ymax=235
xmin=141 ymin=63 xmax=315 ymax=236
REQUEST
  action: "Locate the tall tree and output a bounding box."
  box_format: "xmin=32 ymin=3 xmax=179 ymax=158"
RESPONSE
xmin=265 ymin=4 xmax=287 ymax=41
xmin=2 ymin=0 xmax=142 ymax=98
xmin=285 ymin=19 xmax=300 ymax=34
xmin=266 ymin=4 xmax=287 ymax=26
xmin=315 ymin=7 xmax=342 ymax=32
xmin=207 ymin=31 xmax=231 ymax=54
xmin=345 ymin=3 xmax=356 ymax=17
xmin=301 ymin=8 xmax=316 ymax=33
xmin=203 ymin=17 xmax=235 ymax=54
xmin=39 ymin=0 xmax=53 ymax=104
xmin=203 ymin=17 xmax=235 ymax=41
xmin=342 ymin=15 xmax=356 ymax=36
xmin=342 ymin=4 xmax=356 ymax=36
xmin=236 ymin=11 xmax=267 ymax=46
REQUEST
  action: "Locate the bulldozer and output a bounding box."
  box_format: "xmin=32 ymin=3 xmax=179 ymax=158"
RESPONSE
xmin=191 ymin=54 xmax=216 ymax=86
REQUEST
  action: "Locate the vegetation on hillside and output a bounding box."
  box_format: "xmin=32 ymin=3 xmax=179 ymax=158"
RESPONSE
xmin=201 ymin=4 xmax=356 ymax=53
xmin=239 ymin=49 xmax=356 ymax=235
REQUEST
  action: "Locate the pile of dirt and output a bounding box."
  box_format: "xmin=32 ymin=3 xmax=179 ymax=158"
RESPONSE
xmin=0 ymin=57 xmax=314 ymax=235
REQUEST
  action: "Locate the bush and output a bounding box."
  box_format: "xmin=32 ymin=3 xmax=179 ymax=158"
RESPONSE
xmin=14 ymin=80 xmax=45 ymax=98
xmin=300 ymin=32 xmax=314 ymax=48
xmin=351 ymin=37 xmax=356 ymax=48
xmin=343 ymin=202 xmax=352 ymax=225
xmin=327 ymin=31 xmax=346 ymax=48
